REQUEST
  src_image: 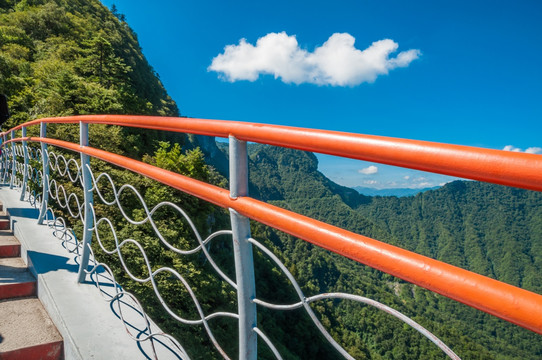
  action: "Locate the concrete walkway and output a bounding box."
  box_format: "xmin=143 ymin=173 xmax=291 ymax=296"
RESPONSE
xmin=0 ymin=186 xmax=186 ymax=360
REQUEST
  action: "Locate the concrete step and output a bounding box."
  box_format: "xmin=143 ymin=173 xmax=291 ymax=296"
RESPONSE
xmin=0 ymin=257 xmax=36 ymax=300
xmin=0 ymin=231 xmax=19 ymax=258
xmin=0 ymin=202 xmax=64 ymax=359
xmin=0 ymin=297 xmax=64 ymax=360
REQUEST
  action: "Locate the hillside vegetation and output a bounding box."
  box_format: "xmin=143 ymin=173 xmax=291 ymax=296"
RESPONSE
xmin=1 ymin=0 xmax=177 ymax=123
xmin=0 ymin=0 xmax=185 ymax=158
xmin=246 ymin=144 xmax=542 ymax=359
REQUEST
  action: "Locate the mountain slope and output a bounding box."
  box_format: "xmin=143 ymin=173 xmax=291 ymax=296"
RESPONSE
xmin=0 ymin=0 xmax=186 ymax=158
xmin=356 ymin=181 xmax=542 ymax=292
xmin=239 ymin=144 xmax=542 ymax=359
xmin=248 ymin=143 xmax=368 ymax=208
xmin=1 ymin=0 xmax=178 ymax=123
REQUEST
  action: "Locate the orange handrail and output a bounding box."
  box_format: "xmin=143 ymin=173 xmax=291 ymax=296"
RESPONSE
xmin=3 ymin=115 xmax=542 ymax=191
xmin=4 ymin=134 xmax=542 ymax=335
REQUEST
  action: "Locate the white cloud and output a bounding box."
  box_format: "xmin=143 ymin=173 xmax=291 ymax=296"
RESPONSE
xmin=209 ymin=32 xmax=421 ymax=86
xmin=359 ymin=165 xmax=379 ymax=175
xmin=503 ymin=145 xmax=542 ymax=154
xmin=526 ymin=147 xmax=542 ymax=154
xmin=413 ymin=176 xmax=427 ymax=182
xmin=503 ymin=145 xmax=521 ymax=152
xmin=416 ymin=182 xmax=432 ymax=188
xmin=363 ymin=180 xmax=378 ymax=185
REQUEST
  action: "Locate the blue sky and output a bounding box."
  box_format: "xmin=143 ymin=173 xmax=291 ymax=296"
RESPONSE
xmin=101 ymin=0 xmax=541 ymax=189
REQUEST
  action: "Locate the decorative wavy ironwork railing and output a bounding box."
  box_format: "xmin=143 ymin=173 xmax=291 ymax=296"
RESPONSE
xmin=1 ymin=115 xmax=542 ymax=359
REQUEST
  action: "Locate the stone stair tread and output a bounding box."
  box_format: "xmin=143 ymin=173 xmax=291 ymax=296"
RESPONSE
xmin=0 ymin=297 xmax=63 ymax=354
xmin=0 ymin=258 xmax=36 ymax=300
xmin=0 ymin=236 xmax=18 ymax=245
xmin=0 ymin=257 xmax=30 ymax=273
xmin=0 ymin=234 xmax=19 ymax=247
xmin=0 ymin=202 xmax=63 ymax=358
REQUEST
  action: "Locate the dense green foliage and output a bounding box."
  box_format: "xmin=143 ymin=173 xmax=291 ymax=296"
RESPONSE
xmin=91 ymin=144 xmax=236 ymax=359
xmin=245 ymin=144 xmax=542 ymax=359
xmin=0 ymin=0 xmax=183 ymax=158
xmin=0 ymin=0 xmax=177 ymax=126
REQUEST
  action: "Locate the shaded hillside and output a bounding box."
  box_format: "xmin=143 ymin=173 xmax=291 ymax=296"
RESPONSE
xmin=248 ymin=143 xmax=367 ymax=209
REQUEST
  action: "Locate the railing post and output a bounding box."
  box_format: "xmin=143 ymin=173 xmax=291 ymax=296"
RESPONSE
xmin=229 ymin=135 xmax=257 ymax=360
xmin=2 ymin=133 xmax=7 ymax=183
xmin=0 ymin=134 xmax=4 ymax=182
xmin=2 ymin=133 xmax=8 ymax=184
xmin=9 ymin=130 xmax=15 ymax=189
xmin=20 ymin=127 xmax=28 ymax=200
xmin=77 ymin=121 xmax=94 ymax=283
xmin=38 ymin=122 xmax=49 ymax=224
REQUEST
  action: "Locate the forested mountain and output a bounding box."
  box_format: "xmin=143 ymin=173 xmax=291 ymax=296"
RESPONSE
xmin=356 ymin=181 xmax=542 ymax=292
xmin=244 ymin=144 xmax=542 ymax=359
xmin=1 ymin=0 xmax=177 ymax=123
xmin=0 ymin=1 xmax=229 ymax=358
xmin=0 ymin=0 xmax=187 ymax=158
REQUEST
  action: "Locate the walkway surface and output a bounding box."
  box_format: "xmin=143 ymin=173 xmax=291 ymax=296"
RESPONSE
xmin=0 ymin=185 xmax=183 ymax=360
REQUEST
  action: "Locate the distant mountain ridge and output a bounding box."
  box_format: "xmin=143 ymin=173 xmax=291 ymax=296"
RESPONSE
xmin=353 ymin=186 xmax=440 ymax=197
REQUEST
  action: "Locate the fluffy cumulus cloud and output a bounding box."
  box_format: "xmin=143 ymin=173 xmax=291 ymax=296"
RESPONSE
xmin=209 ymin=32 xmax=421 ymax=86
xmin=359 ymin=165 xmax=378 ymax=175
xmin=503 ymin=145 xmax=542 ymax=154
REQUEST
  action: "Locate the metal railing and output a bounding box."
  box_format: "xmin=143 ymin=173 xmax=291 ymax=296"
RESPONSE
xmin=1 ymin=115 xmax=542 ymax=359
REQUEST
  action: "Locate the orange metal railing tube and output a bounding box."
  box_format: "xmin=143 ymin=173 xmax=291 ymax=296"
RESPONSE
xmin=5 ymin=115 xmax=542 ymax=192
xmin=7 ymin=135 xmax=542 ymax=335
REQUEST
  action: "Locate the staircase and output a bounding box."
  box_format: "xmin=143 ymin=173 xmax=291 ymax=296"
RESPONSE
xmin=0 ymin=203 xmax=64 ymax=360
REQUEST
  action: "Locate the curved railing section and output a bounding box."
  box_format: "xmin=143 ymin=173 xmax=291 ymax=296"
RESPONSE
xmin=1 ymin=115 xmax=541 ymax=359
